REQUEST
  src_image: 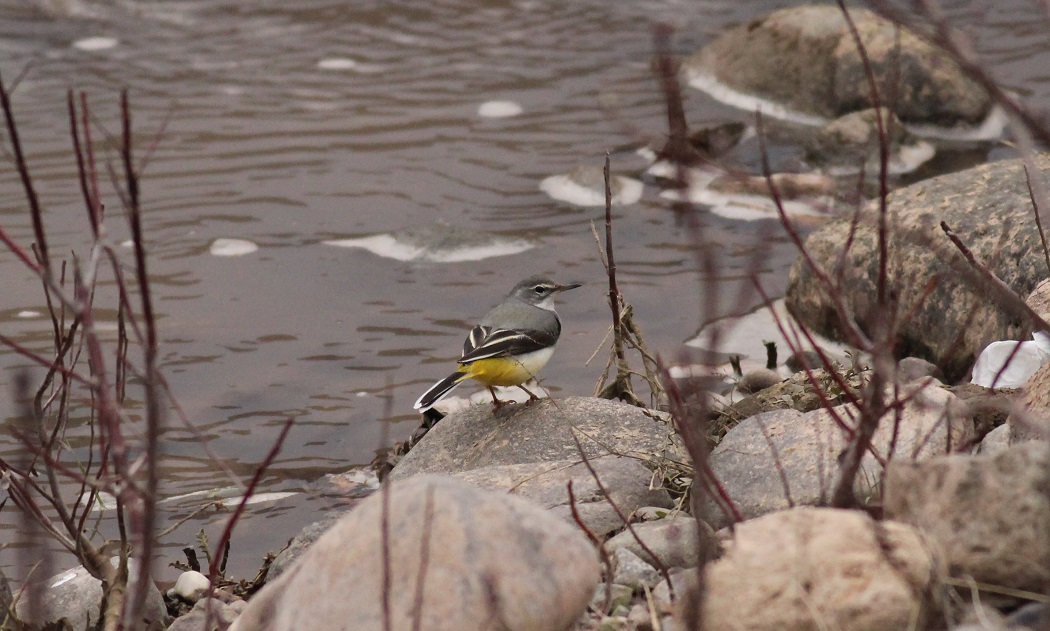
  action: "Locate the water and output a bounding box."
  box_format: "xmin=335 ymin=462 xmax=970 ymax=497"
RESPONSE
xmin=0 ymin=0 xmax=1044 ymax=584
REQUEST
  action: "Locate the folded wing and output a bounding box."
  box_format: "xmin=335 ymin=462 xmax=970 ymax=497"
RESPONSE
xmin=459 ymin=326 xmax=558 ymax=364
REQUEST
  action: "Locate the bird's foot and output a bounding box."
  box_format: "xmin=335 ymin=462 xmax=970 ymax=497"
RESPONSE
xmin=518 ymin=384 xmax=541 ymax=403
xmin=488 ymin=386 xmax=510 ymax=411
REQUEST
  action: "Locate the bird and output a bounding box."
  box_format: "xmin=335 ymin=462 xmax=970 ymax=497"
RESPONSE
xmin=413 ymin=275 xmax=581 ymax=412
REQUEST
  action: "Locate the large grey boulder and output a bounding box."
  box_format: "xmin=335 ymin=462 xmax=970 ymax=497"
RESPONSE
xmin=267 ymin=511 xmax=347 ymax=580
xmin=0 ymin=567 xmax=11 ymax=627
xmin=15 ymin=561 xmax=168 ymax=631
xmin=1009 ymin=362 xmax=1050 ymax=442
xmin=694 ymin=380 xmax=973 ymax=529
xmin=229 ymin=475 xmax=600 ymax=631
xmin=610 ymin=548 xmax=661 ymax=593
xmin=884 ymin=441 xmax=1050 ymax=594
xmin=787 ymin=156 xmax=1050 ymax=381
xmin=168 ymin=596 xmax=245 ymax=631
xmin=684 ymin=5 xmax=992 ymax=128
xmin=681 ymin=507 xmax=942 ymax=631
xmin=805 ymin=108 xmax=935 ymax=175
xmin=451 ymin=456 xmax=673 ymax=537
xmin=390 ymin=397 xmax=679 ymax=479
xmin=604 ymin=516 xmax=716 ymax=569
xmin=979 ymin=422 xmax=1011 ymax=455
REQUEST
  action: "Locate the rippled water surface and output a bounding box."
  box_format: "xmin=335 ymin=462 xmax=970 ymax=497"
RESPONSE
xmin=0 ymin=0 xmax=1046 ymax=582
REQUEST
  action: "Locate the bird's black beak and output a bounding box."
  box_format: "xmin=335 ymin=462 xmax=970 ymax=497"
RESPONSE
xmin=556 ymin=282 xmax=582 ymax=293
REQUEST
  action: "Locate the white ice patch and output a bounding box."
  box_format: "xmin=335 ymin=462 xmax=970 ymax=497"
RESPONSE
xmin=904 ymin=105 xmax=1009 ymax=142
xmin=819 ymin=140 xmax=936 ymax=177
xmin=323 ymin=468 xmax=381 ymax=492
xmin=688 ymin=68 xmax=1008 ymax=142
xmin=695 ymin=190 xmax=827 ymax=222
xmin=659 ymin=171 xmax=830 ymax=222
xmin=971 ymin=338 xmax=1050 ymax=388
xmin=210 ymin=238 xmax=258 ymax=257
xmin=162 ymin=487 xmax=296 ymax=507
xmin=51 ymin=571 xmax=79 ymax=588
xmin=1034 ymin=331 xmax=1050 ymax=356
xmin=220 ymin=491 xmax=298 ymax=507
xmin=686 ymin=70 xmax=828 ymax=127
xmin=73 ymin=36 xmax=118 ymax=51
xmin=478 ymin=101 xmax=523 ymax=118
xmin=646 ymin=162 xmax=723 ymax=186
xmin=687 ymin=299 xmax=854 ymax=374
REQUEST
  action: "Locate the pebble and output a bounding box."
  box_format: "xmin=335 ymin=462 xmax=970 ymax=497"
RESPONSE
xmin=173 ymin=570 xmax=211 ymax=604
xmin=611 ymin=548 xmax=660 ymax=592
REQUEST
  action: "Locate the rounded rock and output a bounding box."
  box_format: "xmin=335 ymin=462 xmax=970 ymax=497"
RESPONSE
xmin=174 ymin=570 xmax=211 ymax=604
xmin=230 ymin=475 xmax=600 ymax=631
xmin=686 ymin=507 xmax=942 ymax=630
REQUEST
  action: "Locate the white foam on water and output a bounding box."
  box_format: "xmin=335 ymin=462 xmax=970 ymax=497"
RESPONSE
xmin=210 ymin=238 xmax=258 ymax=257
xmin=426 ymin=240 xmax=534 ymax=263
xmin=17 ymin=310 xmax=41 ymax=318
xmin=539 ymin=174 xmax=643 ymax=207
xmin=646 ymin=162 xmax=721 ymax=186
xmin=478 ymin=100 xmax=523 ymax=118
xmin=635 ymin=146 xmax=658 ymax=163
xmin=610 ymin=177 xmax=644 ymax=206
xmin=93 ymin=321 xmax=120 ymax=333
xmin=324 ymin=235 xmax=423 ymax=262
xmin=323 ymin=234 xmax=534 ymax=263
xmin=317 ymin=57 xmax=357 ymax=70
xmin=73 ymin=36 xmax=118 ymax=51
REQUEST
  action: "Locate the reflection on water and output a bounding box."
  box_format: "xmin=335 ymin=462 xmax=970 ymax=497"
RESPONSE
xmin=0 ymin=0 xmax=1044 ymax=582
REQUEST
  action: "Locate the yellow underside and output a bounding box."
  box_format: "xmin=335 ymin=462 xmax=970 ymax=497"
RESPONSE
xmin=460 ymin=348 xmax=554 ymax=387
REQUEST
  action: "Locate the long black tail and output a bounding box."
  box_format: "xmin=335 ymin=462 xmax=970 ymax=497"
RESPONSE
xmin=413 ymin=372 xmax=469 ymax=410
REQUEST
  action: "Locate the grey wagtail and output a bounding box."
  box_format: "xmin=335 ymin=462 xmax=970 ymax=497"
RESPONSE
xmin=413 ymin=275 xmax=581 ymax=411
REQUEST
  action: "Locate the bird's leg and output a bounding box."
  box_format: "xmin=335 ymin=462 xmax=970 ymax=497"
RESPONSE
xmin=488 ymin=386 xmax=509 ymax=410
xmin=517 ymin=383 xmax=541 ymax=403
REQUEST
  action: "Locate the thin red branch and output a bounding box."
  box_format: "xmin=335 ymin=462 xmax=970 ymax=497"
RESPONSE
xmin=0 ymin=70 xmax=50 ymax=275
xmin=207 ymin=416 xmax=295 ymax=582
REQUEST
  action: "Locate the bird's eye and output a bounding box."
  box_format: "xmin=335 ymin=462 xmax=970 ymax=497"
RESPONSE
xmin=534 ymin=285 xmax=545 ymax=294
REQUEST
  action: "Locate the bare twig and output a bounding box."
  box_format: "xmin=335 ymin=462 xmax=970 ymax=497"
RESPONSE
xmin=941 ymin=221 xmax=1050 ymax=334
xmin=409 ymin=485 xmax=436 ymax=631
xmin=1023 ymin=162 xmax=1050 ymax=275
xmin=566 ymin=481 xmax=612 ymax=613
xmin=0 ymin=69 xmax=50 ymax=277
xmin=569 ymin=432 xmax=675 ymax=601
